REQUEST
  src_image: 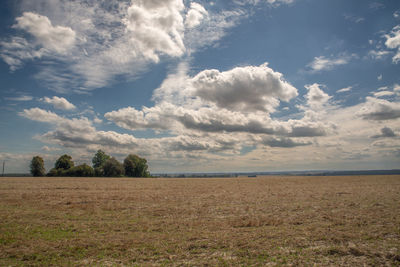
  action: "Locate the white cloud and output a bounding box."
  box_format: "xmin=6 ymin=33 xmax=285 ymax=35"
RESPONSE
xmin=305 ymin=83 xmax=331 ymax=110
xmin=185 ymin=2 xmax=208 ymax=29
xmin=385 ymin=25 xmax=400 ymax=63
xmin=357 ymin=97 xmax=400 ymax=120
xmin=41 ymin=145 xmax=60 ymax=152
xmin=235 ymin=0 xmax=295 ymax=6
xmin=192 ymin=63 xmax=298 ymax=112
xmin=184 ymin=9 xmax=246 ymax=54
xmin=394 ymin=84 xmax=400 ymax=92
xmin=368 ymin=50 xmax=390 ymax=60
xmin=13 ymin=12 xmax=76 ymax=54
xmin=105 ymin=63 xmax=331 ymax=141
xmin=266 ymin=0 xmax=294 ymax=4
xmin=0 ymin=37 xmax=45 ymax=71
xmin=20 ymin=107 xmax=245 ymax=158
xmin=0 ymin=11 xmax=77 ymax=71
xmin=41 ymin=96 xmax=76 ymax=110
xmin=385 ymin=26 xmax=400 ymax=48
xmin=105 ymin=63 xmax=301 ymax=134
xmin=20 ymin=107 xmax=138 ymax=149
xmin=337 ymin=86 xmax=352 ymax=93
xmin=93 ymin=116 xmax=102 ymax=124
xmin=378 ymin=74 xmax=383 ymax=80
xmin=307 ymin=54 xmax=355 ymax=72
xmin=124 ymin=0 xmax=185 ymax=63
xmin=373 ymin=91 xmax=395 ymax=98
xmin=105 ymin=106 xmax=173 ymax=131
xmin=19 ymin=108 xmax=61 ymax=123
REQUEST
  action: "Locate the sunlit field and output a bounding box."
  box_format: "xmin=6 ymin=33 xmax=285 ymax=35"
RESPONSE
xmin=1 ymin=176 xmax=399 ymax=266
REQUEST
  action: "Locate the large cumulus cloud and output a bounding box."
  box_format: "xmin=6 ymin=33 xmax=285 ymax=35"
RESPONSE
xmin=192 ymin=63 xmax=298 ymax=112
xmin=104 ymin=62 xmax=333 ymax=153
xmin=124 ymin=0 xmax=186 ymax=62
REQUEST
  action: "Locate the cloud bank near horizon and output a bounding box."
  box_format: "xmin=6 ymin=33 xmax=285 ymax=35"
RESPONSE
xmin=16 ymin=60 xmax=400 ymax=172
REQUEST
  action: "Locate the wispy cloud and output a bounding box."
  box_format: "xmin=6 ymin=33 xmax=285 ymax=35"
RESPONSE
xmin=369 ymin=2 xmax=385 ymax=10
xmin=368 ymin=50 xmax=390 ymax=60
xmin=5 ymin=95 xmax=33 ymax=101
xmin=0 ymin=0 xmax=247 ymax=92
xmin=234 ymin=0 xmax=295 ymax=7
xmin=337 ymin=86 xmax=352 ymax=93
xmin=373 ymin=91 xmax=395 ymax=98
xmin=343 ymin=14 xmax=365 ymax=24
xmin=41 ymin=145 xmax=60 ymax=152
xmin=307 ymin=54 xmax=356 ymax=72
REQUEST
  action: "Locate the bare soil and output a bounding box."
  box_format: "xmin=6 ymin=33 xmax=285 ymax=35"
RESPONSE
xmin=0 ymin=175 xmax=399 ymax=266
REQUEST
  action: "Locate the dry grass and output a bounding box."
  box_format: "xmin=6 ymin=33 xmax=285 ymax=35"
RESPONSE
xmin=0 ymin=175 xmax=400 ymax=266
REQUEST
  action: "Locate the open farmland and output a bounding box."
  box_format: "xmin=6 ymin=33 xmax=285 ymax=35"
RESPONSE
xmin=0 ymin=176 xmax=400 ymax=266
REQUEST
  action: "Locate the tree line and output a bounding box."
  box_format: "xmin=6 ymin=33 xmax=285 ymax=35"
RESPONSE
xmin=30 ymin=150 xmax=150 ymax=177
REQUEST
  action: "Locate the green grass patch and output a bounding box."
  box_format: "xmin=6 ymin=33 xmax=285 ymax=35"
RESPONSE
xmin=28 ymin=226 xmax=76 ymax=241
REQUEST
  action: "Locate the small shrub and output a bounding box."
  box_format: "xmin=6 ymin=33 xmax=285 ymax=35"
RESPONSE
xmin=66 ymin=164 xmax=95 ymax=177
xmin=47 ymin=168 xmax=66 ymax=177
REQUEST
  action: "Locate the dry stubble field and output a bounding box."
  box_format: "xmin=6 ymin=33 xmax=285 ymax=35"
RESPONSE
xmin=0 ymin=175 xmax=400 ymax=266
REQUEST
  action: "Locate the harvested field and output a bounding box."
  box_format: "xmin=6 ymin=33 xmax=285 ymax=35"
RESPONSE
xmin=0 ymin=175 xmax=400 ymax=266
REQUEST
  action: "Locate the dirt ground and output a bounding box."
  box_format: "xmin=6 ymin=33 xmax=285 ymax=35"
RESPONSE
xmin=0 ymin=175 xmax=399 ymax=266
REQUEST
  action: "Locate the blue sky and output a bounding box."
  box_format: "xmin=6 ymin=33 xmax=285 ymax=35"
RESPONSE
xmin=0 ymin=0 xmax=400 ymax=173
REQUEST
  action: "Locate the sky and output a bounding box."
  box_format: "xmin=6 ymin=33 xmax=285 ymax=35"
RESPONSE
xmin=0 ymin=0 xmax=400 ymax=174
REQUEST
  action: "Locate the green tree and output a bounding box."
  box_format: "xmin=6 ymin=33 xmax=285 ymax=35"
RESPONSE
xmin=30 ymin=156 xmax=46 ymax=177
xmin=47 ymin=168 xmax=65 ymax=177
xmin=55 ymin=154 xmax=74 ymax=170
xmin=66 ymin=164 xmax=95 ymax=177
xmin=92 ymin=150 xmax=110 ymax=169
xmin=103 ymin=157 xmax=124 ymax=177
xmin=124 ymin=154 xmax=150 ymax=177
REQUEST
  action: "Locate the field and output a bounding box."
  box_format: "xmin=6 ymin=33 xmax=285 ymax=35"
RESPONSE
xmin=0 ymin=176 xmax=400 ymax=266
